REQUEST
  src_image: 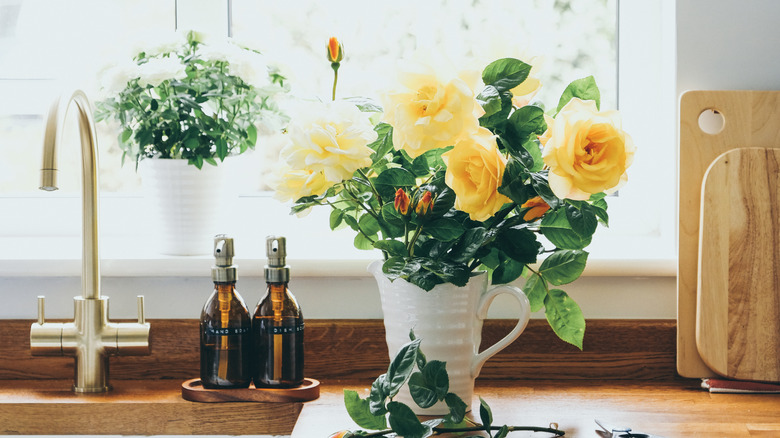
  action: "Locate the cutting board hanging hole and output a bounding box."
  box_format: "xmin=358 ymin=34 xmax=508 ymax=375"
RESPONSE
xmin=698 ymin=108 xmax=725 ymax=135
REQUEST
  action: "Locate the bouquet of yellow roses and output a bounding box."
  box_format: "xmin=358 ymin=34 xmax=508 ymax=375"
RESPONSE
xmin=271 ymin=40 xmax=634 ymax=348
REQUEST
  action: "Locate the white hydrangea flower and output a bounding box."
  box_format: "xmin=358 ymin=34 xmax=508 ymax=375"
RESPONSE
xmin=97 ymin=60 xmax=140 ymax=96
xmin=137 ymin=57 xmax=186 ymax=88
xmin=129 ymin=30 xmax=187 ymax=59
xmin=199 ymin=40 xmax=271 ymax=89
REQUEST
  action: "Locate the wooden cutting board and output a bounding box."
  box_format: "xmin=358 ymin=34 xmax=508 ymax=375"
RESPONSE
xmin=678 ymin=90 xmax=780 ymax=379
xmin=697 ymin=148 xmax=780 ymax=381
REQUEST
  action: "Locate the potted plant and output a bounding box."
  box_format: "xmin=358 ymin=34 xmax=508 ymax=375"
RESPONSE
xmin=96 ymin=30 xmax=288 ymax=255
xmin=271 ymin=38 xmax=635 ymax=411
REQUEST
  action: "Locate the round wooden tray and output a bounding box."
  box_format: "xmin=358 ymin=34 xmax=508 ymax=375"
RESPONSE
xmin=181 ymin=378 xmax=320 ymax=403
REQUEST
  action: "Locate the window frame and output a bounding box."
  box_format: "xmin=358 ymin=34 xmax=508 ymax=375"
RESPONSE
xmin=0 ymin=0 xmax=677 ymax=278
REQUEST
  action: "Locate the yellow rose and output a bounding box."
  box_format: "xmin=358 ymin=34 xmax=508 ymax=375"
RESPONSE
xmin=280 ymin=100 xmax=377 ymax=184
xmin=381 ymin=63 xmax=480 ymax=158
xmin=443 ymin=127 xmax=511 ymax=221
xmin=542 ymin=98 xmax=635 ymax=201
xmin=269 ymin=166 xmax=332 ymax=203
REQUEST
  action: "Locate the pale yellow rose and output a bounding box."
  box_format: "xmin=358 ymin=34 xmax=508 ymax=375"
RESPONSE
xmin=269 ymin=166 xmax=333 ymax=203
xmin=443 ymin=127 xmax=511 ymax=221
xmin=280 ymin=100 xmax=377 ymax=183
xmin=542 ymin=98 xmax=635 ymax=201
xmin=381 ymin=63 xmax=480 ymax=158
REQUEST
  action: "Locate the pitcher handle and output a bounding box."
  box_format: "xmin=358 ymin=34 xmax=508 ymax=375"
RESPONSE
xmin=471 ymin=284 xmax=531 ymax=377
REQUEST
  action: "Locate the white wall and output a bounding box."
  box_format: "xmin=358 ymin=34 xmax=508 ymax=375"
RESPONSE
xmin=677 ymin=0 xmax=780 ymax=93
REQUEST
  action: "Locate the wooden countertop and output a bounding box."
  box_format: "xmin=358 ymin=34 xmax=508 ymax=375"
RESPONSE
xmin=0 ymin=379 xmax=302 ymax=435
xmin=2 ymin=319 xmax=778 ymax=436
xmin=292 ymin=379 xmax=780 ymax=438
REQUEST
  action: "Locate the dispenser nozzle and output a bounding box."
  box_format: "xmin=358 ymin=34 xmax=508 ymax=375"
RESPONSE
xmin=212 ymin=234 xmax=237 ymax=282
xmin=265 ymin=236 xmax=289 ymax=283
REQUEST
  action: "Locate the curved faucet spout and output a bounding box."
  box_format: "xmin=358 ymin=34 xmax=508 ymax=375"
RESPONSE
xmin=40 ymin=90 xmax=100 ymax=299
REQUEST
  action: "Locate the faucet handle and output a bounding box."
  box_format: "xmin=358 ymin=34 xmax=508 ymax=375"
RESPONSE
xmin=137 ymin=295 xmax=145 ymax=324
xmin=37 ymin=296 xmax=45 ymax=325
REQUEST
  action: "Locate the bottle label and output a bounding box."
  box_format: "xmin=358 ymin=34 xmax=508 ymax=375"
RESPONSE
xmin=204 ymin=326 xmax=250 ymax=336
xmin=266 ymin=323 xmax=304 ymax=335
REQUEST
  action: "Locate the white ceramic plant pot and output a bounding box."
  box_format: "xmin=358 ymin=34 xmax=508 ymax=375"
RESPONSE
xmin=369 ymin=260 xmax=531 ymax=415
xmin=139 ymin=158 xmax=232 ymax=256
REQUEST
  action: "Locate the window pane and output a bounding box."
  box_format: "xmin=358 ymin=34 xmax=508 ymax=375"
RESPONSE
xmin=0 ymin=0 xmax=175 ymax=194
xmin=231 ymin=0 xmax=616 ymax=108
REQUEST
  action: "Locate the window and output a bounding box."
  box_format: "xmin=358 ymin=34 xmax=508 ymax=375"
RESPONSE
xmin=0 ymin=0 xmax=675 ymax=272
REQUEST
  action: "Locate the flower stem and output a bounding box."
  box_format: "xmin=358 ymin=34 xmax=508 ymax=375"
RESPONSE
xmin=355 ymin=424 xmax=565 ymax=437
xmin=408 ymin=224 xmax=424 ymax=257
xmin=331 ymin=63 xmax=340 ymax=101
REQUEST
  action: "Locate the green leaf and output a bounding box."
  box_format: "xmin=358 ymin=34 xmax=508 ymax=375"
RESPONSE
xmin=409 ymin=329 xmax=427 ymax=369
xmin=387 ymin=401 xmax=431 ymax=438
xmin=359 ymin=213 xmax=382 ymax=236
xmin=591 ymin=198 xmax=610 ymax=226
xmin=524 ymin=272 xmax=547 ymax=313
xmin=544 ymin=289 xmax=586 ymax=349
xmin=246 ymin=124 xmax=257 ymax=145
xmin=557 ymin=75 xmax=600 ymax=113
xmin=495 ymin=425 xmax=510 ymax=438
xmin=539 ymin=249 xmax=589 ymax=286
xmin=565 ymin=202 xmax=598 ymax=238
xmin=478 ymin=92 xmax=512 ymax=129
xmin=530 ymin=173 xmax=560 ymax=210
xmin=498 ymin=158 xmax=534 ymax=205
xmin=120 ymin=128 xmax=133 ymax=143
xmin=428 ymin=187 xmax=455 ymax=220
xmin=425 ymin=218 xmax=465 ymax=242
xmin=343 ymin=389 xmax=388 ymax=430
xmin=382 ymin=256 xmax=410 ymax=280
xmin=476 ymin=85 xmax=502 ymax=117
xmin=385 ymin=339 xmax=421 ymax=397
xmin=482 ymin=58 xmax=532 ymax=92
xmin=369 ymin=123 xmax=395 ymax=162
xmin=508 ymin=105 xmax=547 ymax=141
xmin=448 ymin=227 xmax=488 ymax=264
xmin=408 ymin=372 xmax=438 ymax=409
xmin=353 ymin=232 xmax=376 ymax=251
xmin=381 ymin=202 xmax=404 ymax=238
xmin=522 ymin=139 xmax=545 ymax=173
xmin=216 ymin=137 xmax=228 ymax=160
xmin=329 ymin=209 xmax=344 ymax=230
xmin=343 ymin=214 xmax=360 ymax=232
xmin=373 ymin=239 xmax=408 ymax=257
xmin=479 ymin=397 xmax=493 ymax=433
xmin=374 ymin=167 xmax=416 ymax=199
xmin=368 ymin=375 xmax=389 ymax=415
xmin=421 ymin=360 xmax=449 ymax=400
xmin=492 ymin=253 xmax=526 ymax=285
xmin=442 ymin=393 xmax=468 ymax=426
xmin=540 ymin=208 xmax=592 ymax=250
xmin=418 ymin=259 xmax=470 ymax=287
xmin=496 ymin=226 xmax=540 ymax=264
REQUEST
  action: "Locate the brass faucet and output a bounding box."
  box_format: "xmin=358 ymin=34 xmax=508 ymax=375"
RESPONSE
xmin=29 ymin=90 xmax=151 ymax=393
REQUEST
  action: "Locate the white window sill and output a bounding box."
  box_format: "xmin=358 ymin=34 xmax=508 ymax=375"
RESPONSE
xmin=0 ymin=235 xmax=676 ymax=278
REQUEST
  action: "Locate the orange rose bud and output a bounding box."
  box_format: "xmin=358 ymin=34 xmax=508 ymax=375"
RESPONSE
xmin=521 ymin=196 xmax=551 ymax=221
xmin=394 ymin=188 xmax=410 ymax=216
xmin=327 ymin=37 xmax=344 ymax=63
xmin=415 ymin=191 xmax=434 ymax=216
xmin=328 ymin=431 xmax=353 ymax=438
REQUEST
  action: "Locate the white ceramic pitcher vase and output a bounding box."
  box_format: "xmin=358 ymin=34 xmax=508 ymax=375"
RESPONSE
xmin=139 ymin=158 xmax=232 ymax=256
xmin=369 ymin=260 xmax=531 ymax=414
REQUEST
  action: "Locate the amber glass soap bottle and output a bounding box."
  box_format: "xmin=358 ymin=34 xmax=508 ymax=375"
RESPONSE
xmin=252 ymin=236 xmax=304 ymax=388
xmin=200 ymin=235 xmax=252 ymax=389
